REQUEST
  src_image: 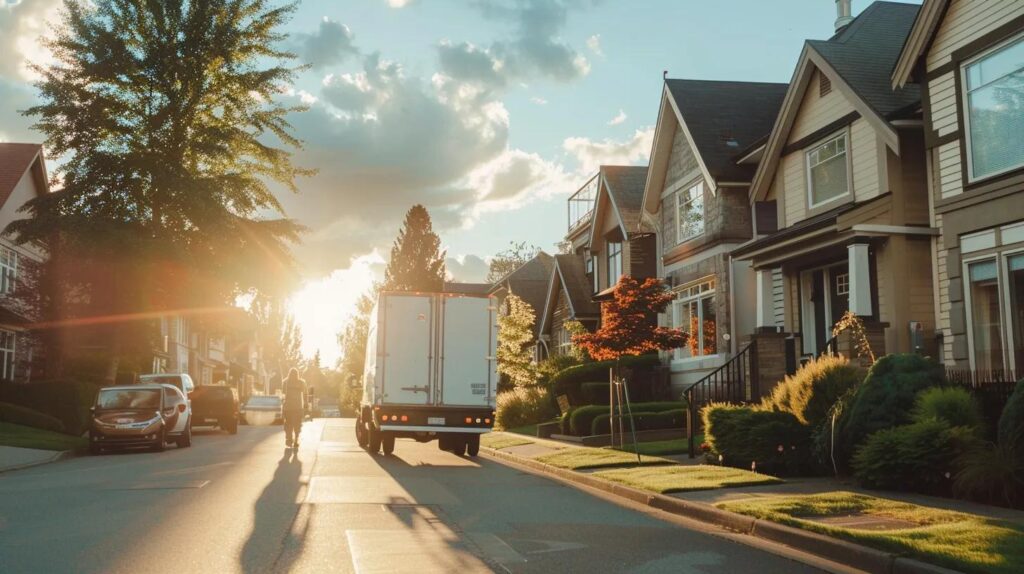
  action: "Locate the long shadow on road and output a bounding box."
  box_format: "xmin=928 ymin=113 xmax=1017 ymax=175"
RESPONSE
xmin=239 ymin=447 xmax=306 ymax=574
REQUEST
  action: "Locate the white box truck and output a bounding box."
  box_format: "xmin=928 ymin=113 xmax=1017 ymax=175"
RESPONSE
xmin=355 ymin=291 xmax=497 ymax=456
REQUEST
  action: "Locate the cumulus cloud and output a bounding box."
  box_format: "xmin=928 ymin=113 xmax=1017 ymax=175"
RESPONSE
xmin=294 ymin=17 xmax=359 ymax=70
xmin=563 ymin=127 xmax=655 ymax=173
xmin=586 ymin=34 xmax=603 ymax=57
xmin=607 ymin=109 xmax=627 ymax=126
xmin=530 ymin=96 xmax=548 ymax=105
xmin=386 ymin=0 xmax=415 ymax=7
xmin=445 ymin=254 xmax=490 ymax=283
xmin=0 ymin=0 xmax=61 ymax=81
xmin=0 ymin=77 xmax=40 ymax=143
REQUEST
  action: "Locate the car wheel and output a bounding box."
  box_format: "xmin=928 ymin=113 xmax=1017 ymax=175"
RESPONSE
xmin=355 ymin=415 xmax=369 ymax=448
xmin=368 ymin=424 xmax=382 ymax=454
xmin=177 ymin=422 xmax=192 ymax=448
xmin=466 ymin=434 xmax=480 ymax=457
xmin=89 ymin=437 xmax=102 ymax=455
xmin=151 ymin=428 xmax=166 ymax=452
xmin=382 ymin=433 xmax=395 ymax=455
xmin=228 ymin=419 xmax=238 ymax=435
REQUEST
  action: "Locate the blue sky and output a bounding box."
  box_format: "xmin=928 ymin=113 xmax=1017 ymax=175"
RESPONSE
xmin=0 ymin=0 xmax=919 ymax=362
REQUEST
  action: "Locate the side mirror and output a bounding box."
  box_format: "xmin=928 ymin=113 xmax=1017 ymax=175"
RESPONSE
xmin=178 ymin=403 xmax=187 ymax=413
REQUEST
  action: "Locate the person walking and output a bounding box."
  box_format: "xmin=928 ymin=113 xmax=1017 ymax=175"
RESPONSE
xmin=282 ymin=368 xmax=307 ymax=448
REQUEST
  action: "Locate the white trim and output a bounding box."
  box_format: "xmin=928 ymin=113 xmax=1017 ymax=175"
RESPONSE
xmin=1002 ymin=247 xmax=1024 ymax=372
xmin=674 ymin=179 xmax=706 ymax=245
xmin=805 ymin=130 xmax=852 ymax=209
xmin=850 ymin=224 xmax=940 ymax=236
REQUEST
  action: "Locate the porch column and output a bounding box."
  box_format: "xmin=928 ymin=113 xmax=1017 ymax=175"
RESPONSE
xmin=755 ymin=269 xmax=775 ymax=328
xmin=848 ymin=242 xmax=873 ymax=316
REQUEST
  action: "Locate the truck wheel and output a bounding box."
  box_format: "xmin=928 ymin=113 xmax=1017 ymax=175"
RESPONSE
xmin=227 ymin=419 xmax=238 ymax=435
xmin=382 ymin=433 xmax=395 ymax=455
xmin=355 ymin=415 xmax=369 ymax=448
xmin=454 ymin=436 xmax=468 ymax=456
xmin=438 ymin=434 xmax=452 ymax=451
xmin=368 ymin=425 xmax=382 ymax=454
xmin=466 ymin=434 xmax=480 ymax=457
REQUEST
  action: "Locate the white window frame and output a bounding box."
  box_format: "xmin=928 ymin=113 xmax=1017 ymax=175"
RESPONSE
xmin=0 ymin=329 xmax=15 ymax=381
xmin=675 ymin=180 xmax=705 ymax=244
xmin=805 ymin=131 xmax=852 ymax=209
xmin=671 ymin=278 xmax=717 ymax=362
xmin=960 ymin=31 xmax=1024 ymax=183
xmin=963 ymin=247 xmax=1024 ymax=373
xmin=606 ymin=241 xmax=622 ymax=288
xmin=0 ymin=247 xmax=18 ymax=295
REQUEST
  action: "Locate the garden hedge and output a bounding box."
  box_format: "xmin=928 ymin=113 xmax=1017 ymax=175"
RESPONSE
xmin=912 ymin=386 xmax=985 ymax=432
xmin=0 ymin=401 xmax=66 ymax=433
xmin=550 ymin=355 xmax=660 ymax=405
xmin=590 ymin=408 xmax=685 ymax=436
xmin=998 ymin=379 xmax=1024 ymax=451
xmin=580 ymin=382 xmax=610 ymax=405
xmin=761 ymin=354 xmax=862 ymax=426
xmin=852 ymin=418 xmax=976 ymax=494
xmin=567 ymin=401 xmax=685 ymax=436
xmin=703 ymin=403 xmax=815 ymax=476
xmin=0 ymin=379 xmax=101 ymax=435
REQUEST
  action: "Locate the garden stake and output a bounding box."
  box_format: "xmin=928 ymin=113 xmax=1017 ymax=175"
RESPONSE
xmin=620 ymin=374 xmax=641 ymax=465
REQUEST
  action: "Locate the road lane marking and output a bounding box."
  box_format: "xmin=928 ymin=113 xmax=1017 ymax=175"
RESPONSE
xmin=346 ymin=529 xmax=492 ymax=574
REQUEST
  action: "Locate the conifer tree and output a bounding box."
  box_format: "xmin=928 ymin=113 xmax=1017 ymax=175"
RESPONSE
xmin=382 ymin=205 xmax=446 ymax=292
xmin=497 ymin=293 xmax=538 ymax=388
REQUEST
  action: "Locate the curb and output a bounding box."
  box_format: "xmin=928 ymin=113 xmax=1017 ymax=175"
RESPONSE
xmin=0 ymin=449 xmax=74 ymax=474
xmin=481 ymin=445 xmax=964 ymax=574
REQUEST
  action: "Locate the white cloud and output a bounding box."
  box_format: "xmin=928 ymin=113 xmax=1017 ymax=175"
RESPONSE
xmin=563 ymin=127 xmax=655 ymax=173
xmin=586 ymin=34 xmax=603 ymax=57
xmin=445 ymin=254 xmax=489 ymax=283
xmin=0 ymin=0 xmax=61 ymax=81
xmin=387 ymin=0 xmax=414 ymax=7
xmin=607 ymin=109 xmax=627 ymax=126
xmin=294 ymin=17 xmax=359 ymax=70
xmin=530 ymin=96 xmax=548 ymax=105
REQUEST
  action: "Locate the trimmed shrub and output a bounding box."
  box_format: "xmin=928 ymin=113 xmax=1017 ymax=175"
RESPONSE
xmin=912 ymin=386 xmax=985 ymax=431
xmin=998 ymin=379 xmax=1024 ymax=451
xmin=568 ymin=401 xmax=685 ymax=436
xmin=0 ymin=401 xmax=66 ymax=433
xmin=536 ymin=354 xmax=581 ymax=387
xmin=837 ymin=353 xmax=944 ymax=465
xmin=761 ymin=354 xmax=863 ymax=426
xmin=580 ymin=382 xmax=610 ymax=405
xmin=954 ymin=441 xmax=1024 ymax=508
xmin=702 ymin=403 xmax=815 ymax=476
xmin=495 ymin=387 xmax=558 ymax=431
xmin=550 ymin=354 xmax=660 ymax=405
xmin=590 ymin=408 xmax=685 ymax=435
xmin=851 ymin=418 xmax=976 ymax=494
xmin=0 ymin=379 xmax=101 ymax=435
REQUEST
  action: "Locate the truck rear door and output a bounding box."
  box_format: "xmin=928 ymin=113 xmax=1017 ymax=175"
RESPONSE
xmin=439 ymin=295 xmax=495 ymax=407
xmin=381 ymin=293 xmax=433 ymax=405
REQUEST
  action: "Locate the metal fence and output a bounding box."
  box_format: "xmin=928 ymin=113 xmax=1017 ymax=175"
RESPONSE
xmin=682 ymin=342 xmax=759 ymax=458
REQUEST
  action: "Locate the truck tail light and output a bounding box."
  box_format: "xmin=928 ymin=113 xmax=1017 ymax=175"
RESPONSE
xmin=464 ymin=417 xmax=472 ymax=424
xmin=484 ymin=418 xmax=491 ymax=424
xmin=400 ymin=415 xmax=408 ymax=422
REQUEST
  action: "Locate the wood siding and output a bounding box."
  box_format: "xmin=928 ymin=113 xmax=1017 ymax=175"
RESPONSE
xmin=926 ymin=0 xmax=1024 ymax=69
xmin=789 ymin=69 xmax=857 ymax=143
xmin=850 ymin=119 xmax=882 ymax=203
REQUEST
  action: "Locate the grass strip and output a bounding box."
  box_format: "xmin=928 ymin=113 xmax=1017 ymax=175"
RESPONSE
xmin=535 ymin=447 xmax=674 ymax=470
xmin=595 ymin=464 xmax=781 ymax=494
xmin=0 ymin=422 xmax=87 ymax=452
xmin=718 ymin=491 xmax=1024 ymax=574
xmin=481 ymin=433 xmax=534 ymax=450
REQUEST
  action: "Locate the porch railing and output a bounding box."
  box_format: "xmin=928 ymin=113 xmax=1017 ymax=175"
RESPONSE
xmin=946 ymin=367 xmax=1018 ymax=433
xmin=682 ymin=341 xmax=760 ymax=458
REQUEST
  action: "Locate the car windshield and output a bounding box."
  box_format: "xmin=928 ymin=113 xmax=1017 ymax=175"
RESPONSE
xmin=247 ymin=396 xmax=280 ymax=406
xmin=97 ymin=389 xmax=161 ymax=409
xmin=140 ymin=376 xmax=181 ymax=387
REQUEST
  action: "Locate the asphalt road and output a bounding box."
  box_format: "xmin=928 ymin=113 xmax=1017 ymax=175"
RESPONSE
xmin=0 ymin=419 xmax=829 ymax=574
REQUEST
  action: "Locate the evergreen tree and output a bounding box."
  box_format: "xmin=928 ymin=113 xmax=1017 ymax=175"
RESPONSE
xmin=497 ymin=293 xmax=538 ymax=388
xmin=382 ymin=205 xmax=446 ymax=292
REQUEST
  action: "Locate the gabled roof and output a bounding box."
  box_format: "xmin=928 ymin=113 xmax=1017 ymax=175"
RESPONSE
xmin=491 ymin=252 xmax=555 ymax=334
xmin=0 ymin=143 xmax=47 ymax=208
xmin=537 ymin=254 xmax=600 ymax=336
xmin=587 ymin=165 xmax=649 ymax=250
xmin=750 ymin=1 xmax=921 ymax=203
xmin=490 ymin=251 xmax=554 ymax=288
xmin=892 ymin=0 xmax=948 ymax=89
xmin=664 ymin=79 xmax=788 ymax=182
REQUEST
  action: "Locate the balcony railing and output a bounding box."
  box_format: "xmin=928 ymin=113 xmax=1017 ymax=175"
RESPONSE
xmin=568 ymin=173 xmax=599 ymax=232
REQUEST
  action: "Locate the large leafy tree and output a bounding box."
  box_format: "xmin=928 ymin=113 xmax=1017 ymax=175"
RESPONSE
xmin=496 ymin=293 xmax=538 ymax=388
xmin=487 ymin=241 xmax=541 ymax=283
xmin=337 ymin=287 xmax=377 ymax=387
xmin=382 ymin=205 xmax=446 ymax=292
xmin=253 ymin=296 xmax=303 ymax=381
xmin=9 ymin=0 xmax=310 ymax=377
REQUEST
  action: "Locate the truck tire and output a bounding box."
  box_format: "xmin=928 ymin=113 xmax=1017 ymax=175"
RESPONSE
xmin=227 ymin=419 xmax=238 ymax=435
xmin=466 ymin=434 xmax=480 ymax=457
xmin=368 ymin=425 xmax=382 ymax=454
xmin=382 ymin=433 xmax=395 ymax=455
xmin=355 ymin=415 xmax=369 ymax=448
xmin=454 ymin=435 xmax=468 ymax=456
xmin=438 ymin=434 xmax=453 ymax=451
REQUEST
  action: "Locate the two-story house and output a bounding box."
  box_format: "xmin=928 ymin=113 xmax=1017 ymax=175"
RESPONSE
xmin=587 ymin=165 xmax=656 ymax=295
xmin=734 ymin=1 xmax=936 ymax=362
xmin=0 ymin=143 xmax=50 ymax=383
xmin=489 ymin=251 xmax=554 ymax=346
xmin=892 ymin=0 xmax=1024 ymax=376
xmin=640 ymin=79 xmax=787 ymax=390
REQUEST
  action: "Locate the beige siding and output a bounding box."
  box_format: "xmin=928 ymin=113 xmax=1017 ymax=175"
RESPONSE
xmin=934 ymin=214 xmax=953 ymax=363
xmin=937 ymin=141 xmax=964 ymax=199
xmin=782 ymin=151 xmax=806 ymax=227
xmin=876 ymin=243 xmax=891 ymax=330
xmin=906 ymin=240 xmax=936 ymax=337
xmin=771 ymin=268 xmax=785 ymax=328
xmin=850 ymin=119 xmax=881 ymax=202
xmin=926 ymin=0 xmax=1024 ymax=69
xmin=788 ymin=69 xmax=856 ymax=143
xmin=927 ymin=72 xmax=959 ymax=136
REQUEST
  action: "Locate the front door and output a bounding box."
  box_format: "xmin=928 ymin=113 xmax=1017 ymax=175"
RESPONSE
xmin=800 ymin=263 xmax=850 ymax=355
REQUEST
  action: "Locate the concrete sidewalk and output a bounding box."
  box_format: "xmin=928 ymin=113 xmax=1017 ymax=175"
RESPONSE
xmin=0 ymin=445 xmax=70 ymax=473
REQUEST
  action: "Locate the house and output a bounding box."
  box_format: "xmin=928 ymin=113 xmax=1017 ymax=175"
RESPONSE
xmin=733 ymin=1 xmax=935 ymax=364
xmin=537 ymin=254 xmax=602 ymax=358
xmin=489 ymin=251 xmax=554 ymax=335
xmin=639 ymin=79 xmax=787 ymax=390
xmin=0 ymin=143 xmax=50 ymax=383
xmin=892 ymin=0 xmax=1024 ymax=376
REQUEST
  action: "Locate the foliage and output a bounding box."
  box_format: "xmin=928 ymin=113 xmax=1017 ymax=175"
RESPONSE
xmin=0 ymin=402 xmax=66 ymax=433
xmin=851 ymin=419 xmax=975 ymax=493
xmin=334 ymin=371 xmax=361 ymax=416
xmin=567 ymin=401 xmax=684 ymax=436
xmin=912 ymin=387 xmax=985 ymax=431
xmin=549 ymin=354 xmax=660 ymax=405
xmin=595 ymin=464 xmax=781 ymax=494
xmin=702 ymin=403 xmax=815 ymax=476
xmin=496 ymin=294 xmax=539 ymax=388
xmin=495 ymin=387 xmax=558 ymax=431
xmin=590 ymin=409 xmax=684 ymax=436
xmin=718 ymin=491 xmax=1024 ymax=574
xmin=954 ymin=441 xmax=1024 ymax=508
xmin=337 ymin=288 xmax=378 ymax=396
xmin=836 ymin=353 xmax=944 ymax=466
xmin=573 ymin=276 xmax=687 ymax=361
xmin=998 ymin=379 xmax=1024 ymax=452
xmin=253 ymin=296 xmax=303 ymax=380
xmin=810 ymin=385 xmax=859 ymax=475
xmin=536 ymin=354 xmax=580 ymax=387
xmin=563 ymin=320 xmax=591 ymax=362
xmin=830 ymin=311 xmax=877 ymax=363
xmin=0 ymin=422 xmax=88 ymax=452
xmin=12 ymin=0 xmax=309 ymax=377
xmin=0 ymin=379 xmax=100 ymax=435
xmin=486 ymin=241 xmax=541 ymax=283
xmin=382 ymin=205 xmax=446 ymax=292
xmin=580 ymin=382 xmax=610 ymax=405
xmin=761 ymin=354 xmax=863 ymax=426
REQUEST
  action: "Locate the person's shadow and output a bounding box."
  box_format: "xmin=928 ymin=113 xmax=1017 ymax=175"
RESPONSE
xmin=239 ymin=448 xmax=304 ymax=573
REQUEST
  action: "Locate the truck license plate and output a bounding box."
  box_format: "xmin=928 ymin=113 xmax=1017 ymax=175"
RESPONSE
xmin=427 ymin=417 xmax=445 ymax=425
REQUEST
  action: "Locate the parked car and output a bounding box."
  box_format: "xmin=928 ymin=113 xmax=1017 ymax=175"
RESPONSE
xmin=89 ymin=384 xmax=192 ymax=454
xmin=190 ymin=385 xmax=239 ymax=434
xmin=138 ymin=373 xmax=196 ymax=397
xmin=240 ymin=395 xmax=283 ymax=426
xmin=320 ymin=406 xmax=341 ymax=418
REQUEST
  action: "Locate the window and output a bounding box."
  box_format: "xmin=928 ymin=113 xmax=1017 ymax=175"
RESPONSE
xmin=963 ymin=33 xmax=1024 ymax=181
xmin=671 ymin=279 xmax=716 ymax=360
xmin=0 ymin=329 xmax=15 ymax=381
xmin=556 ymin=326 xmax=572 ymax=355
xmin=806 ymin=133 xmax=849 ymax=207
xmin=1008 ymin=254 xmax=1024 ymax=373
xmin=607 ymin=242 xmax=622 ymax=287
xmin=967 ymin=260 xmax=1004 ymax=371
xmin=675 ymin=181 xmax=705 ymax=244
xmin=835 ymin=273 xmax=850 ymax=296
xmin=0 ymin=247 xmax=17 ymax=294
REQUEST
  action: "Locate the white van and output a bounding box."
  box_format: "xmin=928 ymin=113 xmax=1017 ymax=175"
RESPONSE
xmin=139 ymin=373 xmax=196 ymax=397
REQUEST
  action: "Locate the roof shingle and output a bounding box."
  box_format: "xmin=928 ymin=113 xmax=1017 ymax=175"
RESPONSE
xmin=602 ymin=166 xmax=649 ymax=233
xmin=0 ymin=143 xmax=43 ymax=206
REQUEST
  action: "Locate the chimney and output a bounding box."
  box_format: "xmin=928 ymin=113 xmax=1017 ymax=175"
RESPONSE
xmin=835 ymin=0 xmax=854 ymax=32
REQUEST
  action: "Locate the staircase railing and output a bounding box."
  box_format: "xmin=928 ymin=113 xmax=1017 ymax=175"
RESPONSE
xmin=682 ymin=341 xmax=759 ymax=458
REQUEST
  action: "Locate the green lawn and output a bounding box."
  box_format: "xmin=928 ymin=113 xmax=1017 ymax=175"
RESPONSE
xmin=506 ymin=424 xmax=539 ymax=437
xmin=595 ymin=464 xmax=781 ymax=494
xmin=718 ymin=491 xmax=1024 ymax=574
xmin=535 ymin=447 xmax=674 ymax=470
xmin=0 ymin=422 xmax=88 ymax=452
xmin=481 ymin=433 xmax=535 ymax=450
xmin=610 ymin=435 xmax=703 ymax=457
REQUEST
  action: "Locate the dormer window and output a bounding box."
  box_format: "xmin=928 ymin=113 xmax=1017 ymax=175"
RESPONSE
xmin=962 ymin=31 xmax=1024 ymax=182
xmin=806 ymin=132 xmax=850 ymax=208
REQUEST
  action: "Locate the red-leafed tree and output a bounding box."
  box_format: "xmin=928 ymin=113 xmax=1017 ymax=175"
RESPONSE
xmin=573 ymin=276 xmax=688 ymax=361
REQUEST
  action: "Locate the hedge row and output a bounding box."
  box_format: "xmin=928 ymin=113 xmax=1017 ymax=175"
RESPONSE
xmin=0 ymin=379 xmax=102 ymax=435
xmin=590 ymin=409 xmax=685 ymax=436
xmin=563 ymin=401 xmax=684 ymax=436
xmin=703 ymin=403 xmax=815 ymax=476
xmin=550 ymin=355 xmax=660 ymax=405
xmin=0 ymin=401 xmax=66 ymax=433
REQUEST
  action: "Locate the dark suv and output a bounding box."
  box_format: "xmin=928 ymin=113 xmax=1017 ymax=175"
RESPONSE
xmin=189 ymin=385 xmax=239 ymax=434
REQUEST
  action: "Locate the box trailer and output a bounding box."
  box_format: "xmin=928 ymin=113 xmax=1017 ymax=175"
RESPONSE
xmin=355 ymin=291 xmax=497 ymax=456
